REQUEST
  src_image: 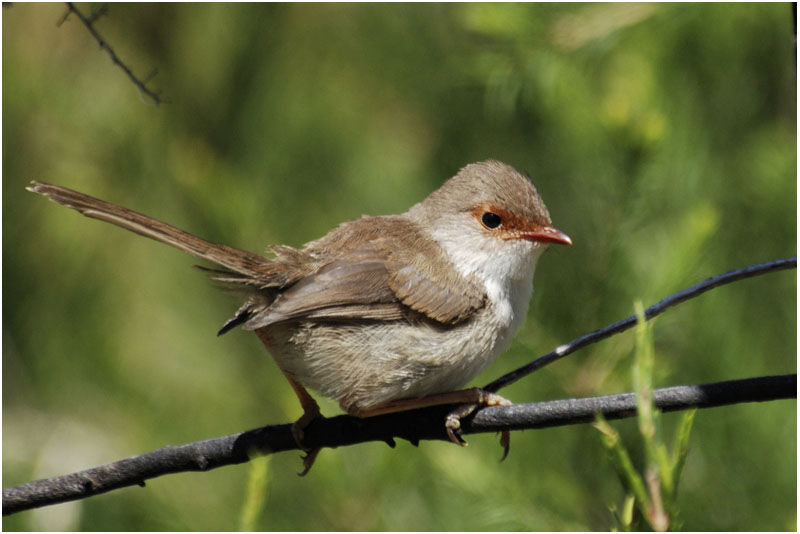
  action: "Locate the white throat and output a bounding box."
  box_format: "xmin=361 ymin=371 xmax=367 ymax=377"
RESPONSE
xmin=427 ymin=221 xmax=546 ymax=354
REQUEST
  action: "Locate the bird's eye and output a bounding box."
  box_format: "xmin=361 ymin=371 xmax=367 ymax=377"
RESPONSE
xmin=481 ymin=212 xmax=502 ymax=229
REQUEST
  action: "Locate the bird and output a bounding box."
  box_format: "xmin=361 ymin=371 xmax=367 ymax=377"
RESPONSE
xmin=27 ymin=160 xmax=571 ymax=473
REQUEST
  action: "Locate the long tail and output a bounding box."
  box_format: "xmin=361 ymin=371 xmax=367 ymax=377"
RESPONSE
xmin=27 ymin=181 xmax=271 ymax=278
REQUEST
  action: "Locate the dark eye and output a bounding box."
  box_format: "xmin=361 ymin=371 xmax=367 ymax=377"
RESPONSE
xmin=481 ymin=212 xmax=502 ymax=229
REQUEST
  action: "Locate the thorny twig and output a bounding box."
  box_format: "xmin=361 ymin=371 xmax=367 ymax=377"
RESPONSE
xmin=59 ymin=2 xmax=165 ymax=105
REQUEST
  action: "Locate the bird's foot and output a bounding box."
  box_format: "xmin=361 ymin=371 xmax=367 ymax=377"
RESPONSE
xmin=291 ymin=402 xmax=323 ymax=476
xmin=444 ymin=390 xmax=512 ymax=460
xmin=352 ymin=387 xmax=513 ymax=460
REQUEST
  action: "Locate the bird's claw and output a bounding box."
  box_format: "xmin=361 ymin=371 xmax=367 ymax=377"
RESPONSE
xmin=499 ymin=430 xmax=510 ymax=461
xmin=291 ymin=404 xmax=323 ymax=476
xmin=298 ymin=447 xmax=321 ymax=477
xmin=444 ymin=390 xmax=513 ymax=459
xmin=445 ymin=409 xmax=470 ymax=445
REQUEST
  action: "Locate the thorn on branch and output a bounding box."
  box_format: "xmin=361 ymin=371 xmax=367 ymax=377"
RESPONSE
xmin=56 ymin=5 xmax=70 ymax=27
xmin=86 ymin=4 xmax=107 ymax=25
xmin=143 ymin=68 xmax=159 ymax=85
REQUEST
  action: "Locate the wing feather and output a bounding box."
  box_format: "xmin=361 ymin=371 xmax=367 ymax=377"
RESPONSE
xmin=241 ymin=216 xmax=486 ymax=329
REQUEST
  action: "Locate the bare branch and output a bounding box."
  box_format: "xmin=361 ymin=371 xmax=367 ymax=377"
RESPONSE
xmin=61 ymin=2 xmax=165 ymax=105
xmin=484 ymin=256 xmax=797 ymax=393
xmin=3 ymin=374 xmax=795 ymax=516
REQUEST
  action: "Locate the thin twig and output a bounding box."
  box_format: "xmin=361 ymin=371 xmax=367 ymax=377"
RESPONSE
xmin=484 ymin=256 xmax=797 ymax=393
xmin=61 ymin=2 xmax=165 ymax=105
xmin=3 ymin=374 xmax=795 ymax=516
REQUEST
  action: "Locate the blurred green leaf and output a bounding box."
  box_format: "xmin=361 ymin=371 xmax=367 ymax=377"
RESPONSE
xmin=239 ymin=455 xmax=270 ymax=531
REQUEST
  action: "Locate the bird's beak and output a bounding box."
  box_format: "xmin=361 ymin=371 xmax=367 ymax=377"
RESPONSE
xmin=517 ymin=225 xmax=572 ymax=245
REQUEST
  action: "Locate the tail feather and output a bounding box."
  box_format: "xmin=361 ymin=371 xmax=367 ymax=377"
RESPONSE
xmin=27 ymin=181 xmax=271 ymax=278
xmin=217 ymin=309 xmax=253 ymax=335
xmin=193 ymin=265 xmax=264 ymax=287
xmin=28 ymin=180 xmax=315 ymax=334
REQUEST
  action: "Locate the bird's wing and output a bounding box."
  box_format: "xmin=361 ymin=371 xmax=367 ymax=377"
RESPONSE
xmin=241 ymin=252 xmax=404 ymax=329
xmin=242 ymin=217 xmax=486 ymax=329
xmin=383 ymin=226 xmax=486 ymax=324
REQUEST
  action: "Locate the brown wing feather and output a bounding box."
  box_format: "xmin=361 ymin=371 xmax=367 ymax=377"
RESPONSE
xmin=383 ymin=227 xmax=486 ymax=324
xmin=242 ymin=255 xmax=404 ymax=329
xmin=243 ymin=216 xmax=486 ymax=328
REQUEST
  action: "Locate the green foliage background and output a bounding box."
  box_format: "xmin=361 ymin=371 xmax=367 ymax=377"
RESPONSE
xmin=3 ymin=3 xmax=796 ymax=530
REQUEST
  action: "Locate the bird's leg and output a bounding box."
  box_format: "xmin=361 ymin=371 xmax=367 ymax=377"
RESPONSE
xmin=281 ymin=371 xmax=322 ymax=476
xmin=354 ymin=388 xmax=512 ymax=459
xmin=256 ymin=330 xmax=324 ymax=474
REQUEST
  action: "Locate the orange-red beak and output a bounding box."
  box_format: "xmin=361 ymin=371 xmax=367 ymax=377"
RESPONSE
xmin=517 ymin=225 xmax=572 ymax=245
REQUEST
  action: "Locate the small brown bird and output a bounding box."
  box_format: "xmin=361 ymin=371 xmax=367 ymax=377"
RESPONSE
xmin=28 ymin=160 xmax=571 ymax=473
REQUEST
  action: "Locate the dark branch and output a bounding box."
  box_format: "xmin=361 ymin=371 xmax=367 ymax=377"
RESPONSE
xmin=61 ymin=2 xmax=165 ymax=105
xmin=484 ymin=256 xmax=797 ymax=393
xmin=3 ymin=374 xmax=795 ymax=516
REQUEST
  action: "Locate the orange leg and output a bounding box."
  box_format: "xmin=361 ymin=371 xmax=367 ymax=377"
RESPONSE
xmin=257 ymin=330 xmax=324 ymax=474
xmin=279 ymin=370 xmax=322 ymax=476
xmin=281 ymin=371 xmax=321 ymax=442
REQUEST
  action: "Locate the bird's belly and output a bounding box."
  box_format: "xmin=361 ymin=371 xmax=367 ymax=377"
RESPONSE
xmin=258 ymin=306 xmax=514 ymax=414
